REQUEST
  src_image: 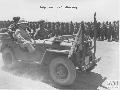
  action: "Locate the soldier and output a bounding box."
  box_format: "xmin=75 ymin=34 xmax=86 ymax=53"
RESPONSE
xmin=64 ymin=22 xmax=69 ymax=35
xmin=63 ymin=22 xmax=66 ymax=35
xmin=106 ymin=21 xmax=110 ymax=41
xmin=69 ymin=21 xmax=74 ymax=35
xmin=100 ymin=22 xmax=105 ymax=41
xmin=90 ymin=22 xmax=94 ymax=39
xmin=59 ymin=22 xmax=65 ymax=36
xmin=51 ymin=22 xmax=56 ymax=36
xmin=46 ymin=22 xmax=51 ymax=34
xmin=74 ymin=22 xmax=79 ymax=34
xmin=96 ymin=22 xmax=101 ymax=40
xmin=115 ymin=21 xmax=119 ymax=42
xmin=107 ymin=22 xmax=113 ymax=42
xmin=34 ymin=20 xmax=49 ymax=40
xmin=117 ymin=21 xmax=119 ymax=41
xmin=89 ymin=22 xmax=93 ymax=39
xmin=54 ymin=22 xmax=60 ymax=36
xmin=14 ymin=19 xmax=35 ymax=53
xmin=34 ymin=24 xmax=41 ymax=39
xmin=85 ymin=22 xmax=91 ymax=37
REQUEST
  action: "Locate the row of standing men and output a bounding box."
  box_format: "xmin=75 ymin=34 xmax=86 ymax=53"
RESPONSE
xmin=0 ymin=20 xmax=119 ymax=41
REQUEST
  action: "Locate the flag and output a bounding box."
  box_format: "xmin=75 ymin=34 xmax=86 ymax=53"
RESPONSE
xmin=68 ymin=24 xmax=83 ymax=58
xmin=94 ymin=12 xmax=97 ymax=54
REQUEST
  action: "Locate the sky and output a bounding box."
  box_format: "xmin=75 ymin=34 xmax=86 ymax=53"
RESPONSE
xmin=0 ymin=0 xmax=119 ymax=22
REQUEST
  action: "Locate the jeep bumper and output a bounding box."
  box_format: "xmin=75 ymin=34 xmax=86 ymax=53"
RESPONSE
xmin=81 ymin=57 xmax=101 ymax=71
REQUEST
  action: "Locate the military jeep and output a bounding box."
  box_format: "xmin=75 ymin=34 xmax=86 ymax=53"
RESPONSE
xmin=0 ymin=27 xmax=101 ymax=86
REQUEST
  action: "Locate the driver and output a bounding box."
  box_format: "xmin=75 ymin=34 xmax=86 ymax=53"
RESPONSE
xmin=13 ymin=19 xmax=35 ymax=53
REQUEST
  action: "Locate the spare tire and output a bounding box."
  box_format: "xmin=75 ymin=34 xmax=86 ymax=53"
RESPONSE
xmin=49 ymin=56 xmax=76 ymax=86
xmin=2 ymin=48 xmax=15 ymax=66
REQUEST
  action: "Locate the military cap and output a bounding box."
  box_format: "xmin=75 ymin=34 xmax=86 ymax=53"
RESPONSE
xmin=13 ymin=17 xmax=20 ymax=23
xmin=17 ymin=19 xmax=28 ymax=24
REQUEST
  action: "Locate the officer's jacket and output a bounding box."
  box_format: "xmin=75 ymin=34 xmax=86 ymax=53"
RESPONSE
xmin=14 ymin=28 xmax=31 ymax=43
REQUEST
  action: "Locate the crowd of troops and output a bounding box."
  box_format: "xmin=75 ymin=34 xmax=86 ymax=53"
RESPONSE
xmin=0 ymin=19 xmax=119 ymax=42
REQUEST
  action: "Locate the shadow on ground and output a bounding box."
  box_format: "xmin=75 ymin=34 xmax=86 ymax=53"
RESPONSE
xmin=2 ymin=61 xmax=107 ymax=90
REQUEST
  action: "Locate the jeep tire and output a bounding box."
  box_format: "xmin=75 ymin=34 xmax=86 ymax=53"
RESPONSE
xmin=49 ymin=56 xmax=76 ymax=86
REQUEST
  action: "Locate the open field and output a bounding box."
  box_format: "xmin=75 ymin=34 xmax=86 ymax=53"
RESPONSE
xmin=0 ymin=41 xmax=119 ymax=90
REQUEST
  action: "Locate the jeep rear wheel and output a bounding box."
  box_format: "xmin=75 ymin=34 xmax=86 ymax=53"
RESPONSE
xmin=49 ymin=57 xmax=76 ymax=86
xmin=2 ymin=48 xmax=15 ymax=66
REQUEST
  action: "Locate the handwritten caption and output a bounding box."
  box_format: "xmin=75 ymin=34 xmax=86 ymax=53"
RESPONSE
xmin=40 ymin=6 xmax=78 ymax=9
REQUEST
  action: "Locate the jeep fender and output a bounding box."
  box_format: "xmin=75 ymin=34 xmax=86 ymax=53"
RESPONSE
xmin=41 ymin=49 xmax=69 ymax=65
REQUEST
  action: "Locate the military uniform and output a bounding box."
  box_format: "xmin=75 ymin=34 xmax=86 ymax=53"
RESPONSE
xmin=14 ymin=19 xmax=35 ymax=53
xmin=69 ymin=21 xmax=74 ymax=35
xmin=55 ymin=22 xmax=60 ymax=36
xmin=59 ymin=22 xmax=64 ymax=36
xmin=34 ymin=22 xmax=49 ymax=40
xmin=107 ymin=22 xmax=112 ymax=42
xmin=100 ymin=23 xmax=105 ymax=41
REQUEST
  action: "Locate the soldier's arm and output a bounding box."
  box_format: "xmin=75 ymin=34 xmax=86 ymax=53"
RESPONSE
xmin=34 ymin=29 xmax=39 ymax=37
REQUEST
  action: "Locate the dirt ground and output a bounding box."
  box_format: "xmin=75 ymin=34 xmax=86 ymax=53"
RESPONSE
xmin=0 ymin=41 xmax=119 ymax=90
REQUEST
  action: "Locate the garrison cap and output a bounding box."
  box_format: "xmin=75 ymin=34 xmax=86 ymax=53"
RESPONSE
xmin=17 ymin=19 xmax=28 ymax=24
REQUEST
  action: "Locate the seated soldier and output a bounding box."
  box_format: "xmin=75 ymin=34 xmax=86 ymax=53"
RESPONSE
xmin=13 ymin=19 xmax=35 ymax=53
xmin=34 ymin=21 xmax=49 ymax=40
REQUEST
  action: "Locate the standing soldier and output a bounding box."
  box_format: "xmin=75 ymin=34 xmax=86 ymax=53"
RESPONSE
xmin=116 ymin=21 xmax=119 ymax=42
xmin=96 ymin=22 xmax=101 ymax=40
xmin=64 ymin=22 xmax=69 ymax=35
xmin=69 ymin=21 xmax=74 ymax=35
xmin=100 ymin=22 xmax=105 ymax=41
xmin=63 ymin=23 xmax=66 ymax=35
xmin=59 ymin=22 xmax=64 ymax=36
xmin=73 ymin=22 xmax=79 ymax=34
xmin=107 ymin=22 xmax=112 ymax=42
xmin=34 ymin=20 xmax=49 ymax=40
xmin=106 ymin=21 xmax=109 ymax=41
xmin=112 ymin=21 xmax=116 ymax=41
xmin=102 ymin=22 xmax=106 ymax=40
xmin=89 ymin=22 xmax=93 ymax=39
xmin=90 ymin=22 xmax=94 ymax=39
xmin=51 ymin=22 xmax=56 ymax=36
xmin=35 ymin=22 xmax=39 ymax=29
xmin=54 ymin=22 xmax=60 ymax=36
xmin=86 ymin=22 xmax=91 ymax=37
xmin=47 ymin=22 xmax=52 ymax=34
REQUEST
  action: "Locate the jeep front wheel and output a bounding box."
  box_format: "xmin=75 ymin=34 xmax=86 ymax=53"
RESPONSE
xmin=49 ymin=57 xmax=76 ymax=86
